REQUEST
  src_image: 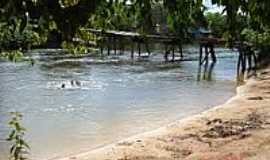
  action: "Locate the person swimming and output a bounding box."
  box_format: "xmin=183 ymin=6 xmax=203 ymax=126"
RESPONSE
xmin=71 ymin=80 xmax=75 ymax=86
xmin=75 ymin=80 xmax=81 ymax=86
xmin=59 ymin=80 xmax=81 ymax=90
xmin=71 ymin=80 xmax=81 ymax=86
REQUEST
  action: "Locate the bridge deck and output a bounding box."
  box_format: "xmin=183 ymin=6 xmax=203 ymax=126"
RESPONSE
xmin=76 ymin=29 xmax=257 ymax=77
xmin=82 ymin=28 xmax=179 ymax=42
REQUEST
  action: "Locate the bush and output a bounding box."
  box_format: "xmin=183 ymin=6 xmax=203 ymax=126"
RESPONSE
xmin=62 ymin=41 xmax=92 ymax=55
xmin=0 ymin=50 xmax=23 ymax=62
xmin=241 ymin=28 xmax=270 ymax=47
xmin=0 ymin=18 xmax=44 ymax=53
xmin=6 ymin=112 xmax=30 ymax=160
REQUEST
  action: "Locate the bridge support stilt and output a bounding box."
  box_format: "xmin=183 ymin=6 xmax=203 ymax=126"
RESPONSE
xmin=107 ymin=37 xmax=111 ymax=56
xmin=199 ymin=43 xmax=216 ymax=66
xmin=236 ymin=43 xmax=257 ymax=81
xmin=172 ymin=45 xmax=175 ymax=62
xmin=179 ymin=44 xmax=183 ymax=59
xmin=138 ymin=42 xmax=141 ymax=57
xmin=131 ymin=41 xmax=134 ymax=59
xmin=113 ymin=37 xmax=117 ymax=55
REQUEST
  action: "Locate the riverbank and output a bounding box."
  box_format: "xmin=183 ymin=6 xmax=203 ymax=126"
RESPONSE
xmin=58 ymin=66 xmax=270 ymax=160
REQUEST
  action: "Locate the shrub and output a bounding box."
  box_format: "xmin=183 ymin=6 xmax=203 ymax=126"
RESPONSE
xmin=6 ymin=112 xmax=30 ymax=160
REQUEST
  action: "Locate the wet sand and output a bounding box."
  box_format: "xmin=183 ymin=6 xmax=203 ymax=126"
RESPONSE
xmin=57 ymin=66 xmax=270 ymax=160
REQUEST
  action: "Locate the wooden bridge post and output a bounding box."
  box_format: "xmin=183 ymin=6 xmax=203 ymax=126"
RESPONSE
xmin=199 ymin=44 xmax=203 ymax=65
xmin=209 ymin=44 xmax=217 ymax=63
xmin=107 ymin=36 xmax=111 ymax=56
xmin=145 ymin=42 xmax=151 ymax=56
xmin=247 ymin=47 xmax=252 ymax=71
xmin=237 ymin=48 xmax=242 ymax=76
xmin=99 ymin=37 xmax=104 ymax=55
xmin=138 ymin=42 xmax=141 ymax=57
xmin=131 ymin=40 xmax=134 ymax=59
xmin=242 ymin=50 xmax=247 ymax=73
xmin=204 ymin=45 xmax=209 ymax=63
xmin=172 ymin=45 xmax=175 ymax=62
xmin=99 ymin=32 xmax=104 ymax=55
xmin=113 ymin=37 xmax=117 ymax=55
xmin=100 ymin=44 xmax=103 ymax=55
xmin=237 ymin=44 xmax=246 ymax=76
xmin=236 ymin=42 xmax=258 ymax=80
xmin=164 ymin=44 xmax=170 ymax=62
xmin=119 ymin=39 xmax=125 ymax=55
xmin=246 ymin=45 xmax=257 ymax=71
xmin=252 ymin=51 xmax=257 ymax=70
xmin=164 ymin=44 xmax=167 ymax=61
xmin=203 ymin=59 xmax=209 ymax=80
xmin=179 ymin=44 xmax=183 ymax=59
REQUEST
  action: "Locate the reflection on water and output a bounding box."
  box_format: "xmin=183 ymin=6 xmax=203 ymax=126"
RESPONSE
xmin=0 ymin=48 xmax=238 ymax=160
xmin=197 ymin=61 xmax=216 ymax=81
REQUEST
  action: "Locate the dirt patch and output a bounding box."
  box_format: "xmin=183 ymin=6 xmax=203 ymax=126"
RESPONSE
xmin=117 ymin=155 xmax=170 ymax=160
xmin=203 ymin=112 xmax=268 ymax=139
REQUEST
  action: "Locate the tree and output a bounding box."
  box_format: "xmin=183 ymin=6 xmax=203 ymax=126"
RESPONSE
xmin=205 ymin=12 xmax=226 ymax=38
xmin=211 ymin=0 xmax=270 ymax=39
xmin=212 ymin=0 xmax=270 ymax=60
xmin=87 ymin=1 xmax=136 ymax=31
xmin=164 ymin=0 xmax=206 ymax=37
xmin=0 ymin=0 xmax=102 ymax=42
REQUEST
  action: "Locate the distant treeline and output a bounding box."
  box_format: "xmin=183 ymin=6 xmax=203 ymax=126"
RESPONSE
xmin=0 ymin=0 xmax=270 ymax=61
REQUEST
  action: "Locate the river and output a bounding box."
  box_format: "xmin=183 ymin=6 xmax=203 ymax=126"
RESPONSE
xmin=0 ymin=47 xmax=237 ymax=160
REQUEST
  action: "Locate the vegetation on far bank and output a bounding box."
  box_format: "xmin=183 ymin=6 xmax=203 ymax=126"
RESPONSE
xmin=0 ymin=0 xmax=269 ymax=61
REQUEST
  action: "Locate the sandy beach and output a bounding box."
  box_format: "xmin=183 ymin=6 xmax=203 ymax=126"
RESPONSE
xmin=57 ymin=66 xmax=270 ymax=160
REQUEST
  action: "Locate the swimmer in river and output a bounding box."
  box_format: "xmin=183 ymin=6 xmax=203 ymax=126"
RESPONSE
xmin=75 ymin=80 xmax=81 ymax=86
xmin=71 ymin=80 xmax=75 ymax=86
xmin=71 ymin=80 xmax=81 ymax=86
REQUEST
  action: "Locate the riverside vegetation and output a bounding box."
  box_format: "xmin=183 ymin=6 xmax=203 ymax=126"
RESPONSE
xmin=6 ymin=112 xmax=30 ymax=160
xmin=1 ymin=1 xmax=270 ymax=61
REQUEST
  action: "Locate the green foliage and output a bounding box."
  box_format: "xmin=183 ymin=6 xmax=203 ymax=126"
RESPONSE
xmin=0 ymin=18 xmax=44 ymax=52
xmin=130 ymin=0 xmax=155 ymax=33
xmin=211 ymin=0 xmax=242 ymax=37
xmin=0 ymin=0 xmax=270 ymax=61
xmin=62 ymin=41 xmax=91 ymax=55
xmin=59 ymin=0 xmax=80 ymax=7
xmin=76 ymin=29 xmax=97 ymax=42
xmin=0 ymin=18 xmax=44 ymax=62
xmin=241 ymin=28 xmax=270 ymax=47
xmin=88 ymin=1 xmax=137 ymax=31
xmin=164 ymin=0 xmax=205 ymax=40
xmin=6 ymin=112 xmax=30 ymax=160
xmin=211 ymin=0 xmax=270 ymax=39
xmin=0 ymin=50 xmax=23 ymax=62
xmin=205 ymin=12 xmax=226 ymax=38
xmin=1 ymin=0 xmax=102 ymax=42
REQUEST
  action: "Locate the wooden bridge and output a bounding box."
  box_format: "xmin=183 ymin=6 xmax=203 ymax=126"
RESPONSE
xmin=79 ymin=29 xmax=257 ymax=76
xmin=81 ymin=28 xmax=185 ymax=61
